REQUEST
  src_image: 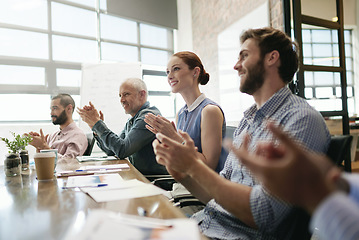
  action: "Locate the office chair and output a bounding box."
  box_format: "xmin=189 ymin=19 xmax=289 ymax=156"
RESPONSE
xmin=83 ymin=133 xmax=95 ymax=156
xmin=275 ymin=207 xmax=312 ymax=240
xmin=146 ymin=175 xmax=176 ymax=191
xmin=278 ymin=135 xmax=353 ymax=239
xmin=327 ymin=135 xmax=353 ymax=172
xmin=225 ymin=125 xmax=237 ymax=140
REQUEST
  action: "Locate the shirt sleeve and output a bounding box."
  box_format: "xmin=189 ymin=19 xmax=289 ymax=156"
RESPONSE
xmin=92 ymin=118 xmax=155 ymax=159
xmin=93 ymin=124 xmax=125 ymax=156
xmin=281 ymin=107 xmax=331 ymax=153
xmin=250 ymin=185 xmax=292 ymax=231
xmin=57 ymin=133 xmax=88 ymax=159
xmin=342 ymin=173 xmax=359 ymax=202
xmin=310 ymin=192 xmax=359 ymax=240
xmin=251 ymin=108 xmax=330 ymax=231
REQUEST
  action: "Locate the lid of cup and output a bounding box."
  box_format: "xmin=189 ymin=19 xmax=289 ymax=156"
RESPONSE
xmin=34 ymin=152 xmax=56 ymax=158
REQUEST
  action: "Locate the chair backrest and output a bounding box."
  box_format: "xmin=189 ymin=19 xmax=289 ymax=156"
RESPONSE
xmin=83 ymin=133 xmax=95 ymax=156
xmin=225 ymin=126 xmax=237 ymax=140
xmin=327 ymin=135 xmax=353 ymax=172
xmin=276 ymin=207 xmax=312 ymax=240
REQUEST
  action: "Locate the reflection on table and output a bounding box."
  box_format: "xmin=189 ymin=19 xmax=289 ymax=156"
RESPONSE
xmin=0 ymin=158 xmax=185 ymax=240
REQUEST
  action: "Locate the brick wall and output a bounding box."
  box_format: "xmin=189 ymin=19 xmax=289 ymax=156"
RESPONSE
xmin=270 ymin=0 xmax=284 ymax=30
xmin=190 ymin=0 xmax=284 ymax=100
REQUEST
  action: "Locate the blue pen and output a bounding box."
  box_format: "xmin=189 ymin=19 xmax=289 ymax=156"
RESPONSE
xmin=97 ymin=183 xmax=108 ymax=187
xmin=62 ymin=183 xmax=108 ymax=189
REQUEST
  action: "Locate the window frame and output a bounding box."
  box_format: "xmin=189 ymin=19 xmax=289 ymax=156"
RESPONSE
xmin=0 ymin=0 xmax=175 ymax=122
xmin=302 ymin=28 xmax=355 ymax=115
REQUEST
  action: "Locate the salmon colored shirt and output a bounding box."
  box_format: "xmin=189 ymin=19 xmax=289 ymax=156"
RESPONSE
xmin=47 ymin=122 xmax=88 ymax=159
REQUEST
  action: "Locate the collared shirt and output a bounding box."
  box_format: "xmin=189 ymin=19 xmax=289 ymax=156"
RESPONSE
xmin=187 ymin=93 xmax=207 ymax=112
xmin=47 ymin=122 xmax=88 ymax=159
xmin=92 ymin=101 xmax=168 ymax=175
xmin=310 ymin=174 xmax=359 ymax=240
xmin=177 ymin=94 xmax=227 ymax=172
xmin=192 ymin=87 xmax=330 ymax=240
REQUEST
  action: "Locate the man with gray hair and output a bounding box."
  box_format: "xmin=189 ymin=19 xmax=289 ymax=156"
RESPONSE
xmin=78 ymin=78 xmax=167 ymax=175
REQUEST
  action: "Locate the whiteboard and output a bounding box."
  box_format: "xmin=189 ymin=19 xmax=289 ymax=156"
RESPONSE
xmin=79 ymin=62 xmax=142 ymax=134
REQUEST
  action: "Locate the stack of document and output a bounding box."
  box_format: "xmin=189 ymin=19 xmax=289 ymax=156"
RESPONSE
xmin=65 ymin=210 xmax=200 ymax=240
xmin=56 ymin=164 xmax=130 ymax=177
xmin=64 ymin=174 xmax=123 ymax=189
xmin=76 ymin=156 xmax=118 ymax=162
xmin=63 ymin=173 xmax=166 ymax=202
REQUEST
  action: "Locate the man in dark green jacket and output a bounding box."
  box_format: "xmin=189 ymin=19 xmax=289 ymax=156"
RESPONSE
xmin=78 ymin=78 xmax=167 ymax=175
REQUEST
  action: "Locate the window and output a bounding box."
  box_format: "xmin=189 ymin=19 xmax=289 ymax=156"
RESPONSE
xmin=100 ymin=14 xmax=137 ymax=43
xmin=302 ymin=29 xmax=354 ymax=116
xmin=0 ymin=65 xmax=45 ymax=85
xmin=52 ymin=2 xmax=97 ymax=37
xmin=0 ymin=28 xmax=48 ymax=59
xmin=0 ymin=0 xmax=174 ymax=122
xmin=143 ymin=74 xmax=175 ymax=117
xmin=0 ymin=0 xmax=48 ymax=29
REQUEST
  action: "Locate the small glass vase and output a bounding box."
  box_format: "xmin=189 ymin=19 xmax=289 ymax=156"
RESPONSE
xmin=4 ymin=153 xmax=21 ymax=177
xmin=20 ymin=150 xmax=29 ymax=171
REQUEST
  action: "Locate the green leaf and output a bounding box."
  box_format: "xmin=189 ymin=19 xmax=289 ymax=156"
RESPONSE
xmin=0 ymin=132 xmax=33 ymax=154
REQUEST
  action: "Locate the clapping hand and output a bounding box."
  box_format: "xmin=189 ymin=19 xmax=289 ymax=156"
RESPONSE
xmin=77 ymin=101 xmax=104 ymax=128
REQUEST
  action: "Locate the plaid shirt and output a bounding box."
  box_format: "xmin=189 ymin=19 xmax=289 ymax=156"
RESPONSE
xmin=192 ymin=87 xmax=330 ymax=240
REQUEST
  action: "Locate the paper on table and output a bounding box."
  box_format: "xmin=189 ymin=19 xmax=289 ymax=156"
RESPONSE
xmin=81 ymin=179 xmax=145 ymax=193
xmin=86 ymin=182 xmax=166 ymax=202
xmin=64 ymin=210 xmax=201 ymax=240
xmin=65 ymin=174 xmax=123 ymax=188
xmin=78 ymin=164 xmax=129 ymax=171
xmin=56 ymin=165 xmax=129 ymax=178
xmin=76 ymin=156 xmax=118 ymax=162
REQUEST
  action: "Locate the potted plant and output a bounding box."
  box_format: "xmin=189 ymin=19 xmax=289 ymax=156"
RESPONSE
xmin=1 ymin=132 xmax=32 ymax=177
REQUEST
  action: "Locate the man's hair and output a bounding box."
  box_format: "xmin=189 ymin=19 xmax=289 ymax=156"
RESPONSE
xmin=240 ymin=27 xmax=299 ymax=83
xmin=52 ymin=93 xmax=75 ymax=113
xmin=123 ymin=78 xmax=148 ymax=100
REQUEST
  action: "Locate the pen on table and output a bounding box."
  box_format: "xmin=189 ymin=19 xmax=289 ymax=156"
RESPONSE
xmin=93 ymin=183 xmax=108 ymax=187
xmin=56 ymin=171 xmax=95 ymax=178
xmin=62 ymin=183 xmax=108 ymax=189
xmin=75 ymin=168 xmax=123 ymax=172
xmin=137 ymin=207 xmax=148 ymax=217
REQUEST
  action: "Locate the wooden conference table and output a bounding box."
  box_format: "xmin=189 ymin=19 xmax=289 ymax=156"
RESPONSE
xmin=0 ymin=158 xmax=187 ymax=240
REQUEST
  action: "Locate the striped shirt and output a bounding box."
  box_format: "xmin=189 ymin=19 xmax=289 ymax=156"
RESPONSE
xmin=311 ymin=174 xmax=359 ymax=240
xmin=192 ymin=87 xmax=330 ymax=240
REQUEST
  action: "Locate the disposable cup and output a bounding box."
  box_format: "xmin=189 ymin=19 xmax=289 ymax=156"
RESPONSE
xmin=34 ymin=152 xmax=55 ymax=181
xmin=40 ymin=149 xmax=58 ymax=172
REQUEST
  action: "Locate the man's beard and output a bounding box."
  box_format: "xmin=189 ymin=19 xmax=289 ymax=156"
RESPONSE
xmin=240 ymin=59 xmax=265 ymax=95
xmin=52 ymin=110 xmax=68 ymax=125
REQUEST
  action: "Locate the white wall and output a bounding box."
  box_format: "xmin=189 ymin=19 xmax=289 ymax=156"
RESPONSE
xmin=217 ymin=1 xmax=270 ymax=126
xmin=172 ymin=0 xmax=193 ymax=111
xmin=175 ymin=0 xmax=193 ymax=52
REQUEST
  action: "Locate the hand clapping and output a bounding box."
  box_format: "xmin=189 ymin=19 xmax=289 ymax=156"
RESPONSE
xmin=77 ymin=101 xmax=104 ymax=128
